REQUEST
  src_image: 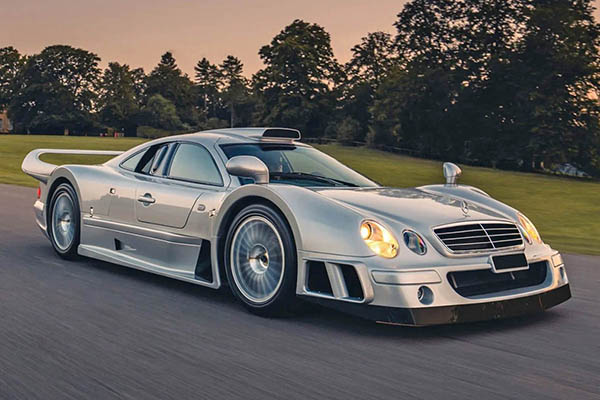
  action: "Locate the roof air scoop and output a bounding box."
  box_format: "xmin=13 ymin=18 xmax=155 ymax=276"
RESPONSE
xmin=262 ymin=128 xmax=301 ymax=140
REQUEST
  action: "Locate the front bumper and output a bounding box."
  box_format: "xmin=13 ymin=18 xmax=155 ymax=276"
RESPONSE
xmin=298 ymin=247 xmax=571 ymax=325
xmin=306 ymin=283 xmax=571 ymax=326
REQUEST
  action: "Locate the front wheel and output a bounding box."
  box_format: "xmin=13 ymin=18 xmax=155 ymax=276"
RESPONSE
xmin=224 ymin=204 xmax=297 ymax=316
xmin=48 ymin=183 xmax=81 ymax=259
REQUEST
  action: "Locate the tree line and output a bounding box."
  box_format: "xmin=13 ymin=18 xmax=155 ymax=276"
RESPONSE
xmin=1 ymin=0 xmax=599 ymax=175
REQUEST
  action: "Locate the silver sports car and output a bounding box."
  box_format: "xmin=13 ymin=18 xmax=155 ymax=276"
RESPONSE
xmin=22 ymin=128 xmax=571 ymax=325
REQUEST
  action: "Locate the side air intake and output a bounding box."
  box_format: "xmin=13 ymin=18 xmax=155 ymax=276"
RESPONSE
xmin=306 ymin=261 xmax=364 ymax=301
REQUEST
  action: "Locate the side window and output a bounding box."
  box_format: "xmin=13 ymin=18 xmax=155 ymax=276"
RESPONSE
xmin=149 ymin=145 xmax=169 ymax=175
xmin=168 ymin=143 xmax=223 ymax=186
xmin=138 ymin=143 xmax=169 ymax=175
xmin=120 ymin=150 xmax=146 ymax=171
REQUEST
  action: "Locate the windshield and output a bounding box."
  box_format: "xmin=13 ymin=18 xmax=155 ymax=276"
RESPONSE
xmin=220 ymin=143 xmax=378 ymax=187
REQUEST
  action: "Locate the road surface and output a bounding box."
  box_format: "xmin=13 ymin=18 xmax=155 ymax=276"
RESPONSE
xmin=0 ymin=184 xmax=598 ymax=399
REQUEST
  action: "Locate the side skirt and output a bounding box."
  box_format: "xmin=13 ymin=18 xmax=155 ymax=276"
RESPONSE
xmin=79 ymin=217 xmax=220 ymax=289
xmin=78 ymin=244 xmax=220 ymax=289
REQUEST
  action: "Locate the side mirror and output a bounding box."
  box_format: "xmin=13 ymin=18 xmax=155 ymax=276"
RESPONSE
xmin=443 ymin=162 xmax=462 ymax=185
xmin=226 ymin=156 xmax=269 ymax=184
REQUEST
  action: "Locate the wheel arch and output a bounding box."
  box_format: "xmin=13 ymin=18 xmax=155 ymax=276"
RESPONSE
xmin=213 ymin=186 xmax=303 ymax=286
xmin=45 ymin=169 xmax=82 ymax=227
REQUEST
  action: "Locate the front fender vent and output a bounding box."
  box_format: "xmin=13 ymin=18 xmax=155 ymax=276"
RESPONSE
xmin=434 ymin=222 xmax=523 ymax=253
xmin=306 ymin=261 xmax=333 ymax=295
xmin=306 ymin=261 xmax=364 ymax=301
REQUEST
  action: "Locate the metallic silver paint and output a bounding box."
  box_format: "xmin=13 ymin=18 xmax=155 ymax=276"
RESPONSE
xmin=22 ymin=128 xmax=569 ymax=321
xmin=226 ymin=156 xmax=270 ymax=184
xmin=443 ymin=162 xmax=462 ymax=185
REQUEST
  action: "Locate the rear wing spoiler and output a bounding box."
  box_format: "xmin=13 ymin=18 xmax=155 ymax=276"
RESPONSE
xmin=21 ymin=149 xmax=124 ymax=184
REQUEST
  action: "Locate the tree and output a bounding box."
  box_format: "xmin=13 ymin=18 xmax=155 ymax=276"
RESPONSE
xmin=253 ymin=20 xmax=342 ymax=136
xmin=219 ymin=55 xmax=249 ymax=127
xmin=131 ymin=67 xmax=147 ymax=103
xmin=8 ymin=45 xmax=101 ymax=134
xmin=342 ymin=32 xmax=397 ymax=140
xmin=141 ymin=94 xmax=183 ymax=130
xmin=98 ymin=62 xmax=141 ymax=136
xmin=146 ymin=51 xmax=197 ymax=127
xmin=0 ymin=47 xmax=24 ymax=110
xmin=370 ymin=0 xmax=531 ymax=161
xmin=368 ymin=0 xmax=467 ymax=154
xmin=194 ymin=57 xmax=221 ymax=118
xmin=510 ymin=0 xmax=600 ymax=172
xmin=346 ymin=32 xmax=397 ymax=87
xmin=381 ymin=0 xmax=600 ymax=173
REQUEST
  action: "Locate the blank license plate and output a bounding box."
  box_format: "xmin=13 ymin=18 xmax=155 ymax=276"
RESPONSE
xmin=492 ymin=253 xmax=528 ymax=272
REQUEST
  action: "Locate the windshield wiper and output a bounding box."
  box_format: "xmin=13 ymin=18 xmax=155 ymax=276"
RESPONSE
xmin=270 ymin=172 xmax=358 ymax=187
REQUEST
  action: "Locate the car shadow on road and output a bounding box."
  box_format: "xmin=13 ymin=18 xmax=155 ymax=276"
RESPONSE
xmin=294 ymin=302 xmax=564 ymax=339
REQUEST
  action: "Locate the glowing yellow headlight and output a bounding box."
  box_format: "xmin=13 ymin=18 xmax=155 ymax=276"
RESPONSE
xmin=360 ymin=221 xmax=399 ymax=258
xmin=518 ymin=213 xmax=542 ymax=244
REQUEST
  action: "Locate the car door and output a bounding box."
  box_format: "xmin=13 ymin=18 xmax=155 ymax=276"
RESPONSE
xmin=134 ymin=141 xmax=224 ymax=230
xmin=106 ymin=146 xmax=151 ymax=225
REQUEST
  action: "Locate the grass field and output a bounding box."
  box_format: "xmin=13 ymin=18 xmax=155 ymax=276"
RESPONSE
xmin=1 ymin=135 xmax=598 ymax=255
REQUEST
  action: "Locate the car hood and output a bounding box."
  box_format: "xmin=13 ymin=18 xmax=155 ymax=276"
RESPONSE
xmin=313 ymin=187 xmax=508 ymax=231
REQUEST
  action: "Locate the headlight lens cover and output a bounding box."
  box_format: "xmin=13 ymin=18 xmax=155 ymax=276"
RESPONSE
xmin=518 ymin=213 xmax=542 ymax=244
xmin=403 ymin=230 xmax=427 ymax=255
xmin=360 ymin=221 xmax=399 ymax=258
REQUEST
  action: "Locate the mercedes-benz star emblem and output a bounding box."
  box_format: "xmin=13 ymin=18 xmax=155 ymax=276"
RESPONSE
xmin=461 ymin=200 xmax=470 ymax=216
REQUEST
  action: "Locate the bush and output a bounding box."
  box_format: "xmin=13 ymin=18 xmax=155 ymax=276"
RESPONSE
xmin=143 ymin=94 xmax=184 ymax=131
xmin=335 ymin=117 xmax=361 ymax=144
xmin=136 ymin=126 xmax=190 ymax=139
xmin=202 ymin=118 xmax=229 ymax=130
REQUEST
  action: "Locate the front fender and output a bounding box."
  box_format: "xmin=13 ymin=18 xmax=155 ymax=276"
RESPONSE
xmin=215 ymin=184 xmax=373 ymax=257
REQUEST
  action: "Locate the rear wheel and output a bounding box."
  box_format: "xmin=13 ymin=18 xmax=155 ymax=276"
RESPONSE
xmin=48 ymin=183 xmax=81 ymax=259
xmin=225 ymin=204 xmax=297 ymax=316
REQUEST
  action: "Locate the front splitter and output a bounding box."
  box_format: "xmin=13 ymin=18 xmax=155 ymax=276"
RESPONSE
xmin=302 ymin=284 xmax=571 ymax=326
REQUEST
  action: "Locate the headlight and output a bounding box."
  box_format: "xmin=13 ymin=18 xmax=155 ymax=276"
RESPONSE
xmin=518 ymin=213 xmax=542 ymax=244
xmin=360 ymin=221 xmax=398 ymax=258
xmin=403 ymin=230 xmax=427 ymax=255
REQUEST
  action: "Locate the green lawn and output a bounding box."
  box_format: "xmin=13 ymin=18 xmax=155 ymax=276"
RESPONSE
xmin=1 ymin=135 xmax=598 ymax=255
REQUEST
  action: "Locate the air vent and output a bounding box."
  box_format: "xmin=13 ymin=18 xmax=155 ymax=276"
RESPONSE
xmin=306 ymin=261 xmax=333 ymax=295
xmin=434 ymin=222 xmax=523 ymax=253
xmin=448 ymin=261 xmax=548 ymax=297
xmin=262 ymin=128 xmax=301 ymax=140
xmin=195 ymin=240 xmax=213 ymax=282
xmin=339 ymin=264 xmax=364 ymax=300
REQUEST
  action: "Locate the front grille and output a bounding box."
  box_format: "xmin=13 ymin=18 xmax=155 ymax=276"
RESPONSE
xmin=448 ymin=261 xmax=548 ymax=297
xmin=434 ymin=222 xmax=523 ymax=253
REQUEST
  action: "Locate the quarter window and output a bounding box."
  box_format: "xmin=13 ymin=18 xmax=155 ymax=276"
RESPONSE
xmin=120 ymin=150 xmax=145 ymax=171
xmin=168 ymin=143 xmax=223 ymax=186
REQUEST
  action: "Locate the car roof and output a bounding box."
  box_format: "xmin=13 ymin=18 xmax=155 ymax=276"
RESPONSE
xmin=166 ymin=127 xmax=309 ymax=146
xmin=108 ymin=127 xmax=311 ymax=166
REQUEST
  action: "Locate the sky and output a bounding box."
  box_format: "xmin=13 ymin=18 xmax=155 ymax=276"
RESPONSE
xmin=2 ymin=0 xmax=600 ymax=78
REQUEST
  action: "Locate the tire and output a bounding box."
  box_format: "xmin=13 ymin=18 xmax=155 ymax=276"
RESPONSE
xmin=48 ymin=183 xmax=81 ymax=259
xmin=224 ymin=203 xmax=297 ymax=316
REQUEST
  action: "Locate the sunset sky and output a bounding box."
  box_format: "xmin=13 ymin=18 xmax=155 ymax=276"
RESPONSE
xmin=2 ymin=0 xmax=599 ymax=77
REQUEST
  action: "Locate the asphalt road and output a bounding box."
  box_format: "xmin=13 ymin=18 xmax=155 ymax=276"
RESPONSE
xmin=0 ymin=184 xmax=599 ymax=400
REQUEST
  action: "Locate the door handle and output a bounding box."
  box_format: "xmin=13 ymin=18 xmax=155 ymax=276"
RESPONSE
xmin=137 ymin=194 xmax=156 ymax=204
